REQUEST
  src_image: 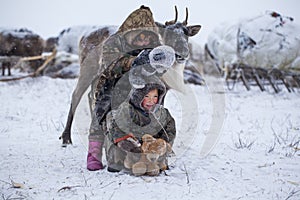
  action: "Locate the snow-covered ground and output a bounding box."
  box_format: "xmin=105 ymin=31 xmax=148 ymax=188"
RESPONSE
xmin=0 ymin=75 xmax=299 ymax=200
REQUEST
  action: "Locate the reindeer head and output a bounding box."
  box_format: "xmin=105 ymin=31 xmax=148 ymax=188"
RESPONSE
xmin=156 ymin=6 xmax=201 ymax=92
xmin=156 ymin=6 xmax=201 ymax=62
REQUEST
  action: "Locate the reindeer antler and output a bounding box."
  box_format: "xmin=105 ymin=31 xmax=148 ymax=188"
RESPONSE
xmin=165 ymin=6 xmax=178 ymax=26
xmin=183 ymin=7 xmax=188 ymax=26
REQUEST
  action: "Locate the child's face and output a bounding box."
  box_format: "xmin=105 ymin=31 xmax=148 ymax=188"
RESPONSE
xmin=132 ymin=32 xmax=153 ymax=47
xmin=142 ymin=89 xmax=159 ymax=111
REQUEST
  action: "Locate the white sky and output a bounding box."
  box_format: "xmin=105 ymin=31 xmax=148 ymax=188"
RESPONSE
xmin=0 ymin=0 xmax=299 ymax=44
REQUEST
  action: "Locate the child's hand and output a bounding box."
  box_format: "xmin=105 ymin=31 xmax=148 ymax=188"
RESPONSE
xmin=126 ymin=137 xmax=141 ymax=147
xmin=117 ymin=139 xmax=141 ymax=153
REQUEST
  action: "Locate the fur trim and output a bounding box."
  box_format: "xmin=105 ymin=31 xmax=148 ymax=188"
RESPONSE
xmin=129 ymin=76 xmax=166 ymax=110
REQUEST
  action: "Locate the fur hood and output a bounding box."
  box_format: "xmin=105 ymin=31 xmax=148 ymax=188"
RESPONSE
xmin=129 ymin=75 xmax=166 ymax=111
xmin=117 ymin=5 xmax=162 ymax=52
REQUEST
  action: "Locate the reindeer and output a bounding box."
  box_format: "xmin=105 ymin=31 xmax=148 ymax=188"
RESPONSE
xmin=59 ymin=5 xmax=201 ymax=146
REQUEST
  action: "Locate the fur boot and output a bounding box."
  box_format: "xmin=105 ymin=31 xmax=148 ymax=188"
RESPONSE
xmin=87 ymin=141 xmax=104 ymax=171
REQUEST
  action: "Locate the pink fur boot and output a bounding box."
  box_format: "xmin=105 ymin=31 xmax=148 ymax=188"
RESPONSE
xmin=87 ymin=141 xmax=104 ymax=171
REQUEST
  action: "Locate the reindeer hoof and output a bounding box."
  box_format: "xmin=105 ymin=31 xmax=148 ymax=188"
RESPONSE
xmin=59 ymin=132 xmax=72 ymax=147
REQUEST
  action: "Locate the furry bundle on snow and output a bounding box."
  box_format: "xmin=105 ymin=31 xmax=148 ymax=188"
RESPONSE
xmin=124 ymin=134 xmax=172 ymax=176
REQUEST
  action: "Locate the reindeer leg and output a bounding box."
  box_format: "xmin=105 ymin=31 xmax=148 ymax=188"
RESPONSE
xmin=2 ymin=63 xmax=6 ymax=76
xmin=59 ymin=73 xmax=96 ymax=146
xmin=8 ymin=64 xmax=11 ymax=76
xmin=59 ymin=104 xmax=74 ymax=146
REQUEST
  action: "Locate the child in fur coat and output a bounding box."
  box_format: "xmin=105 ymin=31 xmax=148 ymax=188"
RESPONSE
xmin=104 ymin=75 xmax=176 ymax=174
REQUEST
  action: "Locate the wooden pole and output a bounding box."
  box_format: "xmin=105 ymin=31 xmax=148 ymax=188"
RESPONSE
xmin=0 ymin=49 xmax=57 ymax=82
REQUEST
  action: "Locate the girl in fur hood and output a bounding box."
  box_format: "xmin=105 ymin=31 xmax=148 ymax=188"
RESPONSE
xmin=104 ymin=75 xmax=176 ymax=173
